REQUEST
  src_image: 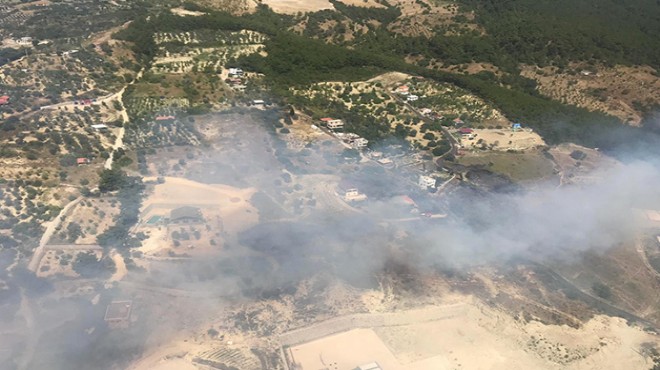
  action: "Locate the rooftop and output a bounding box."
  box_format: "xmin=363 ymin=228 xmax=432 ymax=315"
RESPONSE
xmin=104 ymin=301 xmax=132 ymax=321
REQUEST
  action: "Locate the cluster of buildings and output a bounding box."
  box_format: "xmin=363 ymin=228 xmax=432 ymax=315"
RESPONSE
xmin=227 ymin=67 xmax=246 ymax=91
xmin=393 ymin=84 xmax=419 ymax=102
xmin=319 ymin=117 xmax=369 ymax=149
xmin=14 ymin=36 xmax=32 ymax=46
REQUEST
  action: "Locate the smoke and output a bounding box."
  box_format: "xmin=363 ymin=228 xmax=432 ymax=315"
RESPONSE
xmin=5 ymin=109 xmax=660 ymax=370
xmin=412 ymin=160 xmax=660 ymax=267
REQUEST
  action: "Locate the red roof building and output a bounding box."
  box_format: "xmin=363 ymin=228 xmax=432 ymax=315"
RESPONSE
xmin=155 ymin=115 xmax=176 ymax=121
xmin=458 ymin=128 xmax=473 ymax=135
xmin=77 ymin=158 xmax=90 ymax=165
xmin=0 ymin=95 xmax=9 ymax=105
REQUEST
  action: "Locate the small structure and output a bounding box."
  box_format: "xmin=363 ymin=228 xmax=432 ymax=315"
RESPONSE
xmin=76 ymin=157 xmax=90 ymax=165
xmin=453 ymin=118 xmax=464 ymax=126
xmin=0 ymin=95 xmax=10 ymax=105
xmin=228 ymin=68 xmax=244 ymax=77
xmin=407 ymin=94 xmax=419 ymax=102
xmin=511 ymin=123 xmax=522 ymax=131
xmin=353 ymin=137 xmax=368 ymax=149
xmin=394 ymin=85 xmax=409 ymax=95
xmin=155 ymin=115 xmax=175 ymax=121
xmin=252 ymin=99 xmax=265 ymax=105
xmin=170 ymin=206 xmax=203 ymax=224
xmin=338 ymin=181 xmax=367 ymax=202
xmin=15 ymin=37 xmax=32 ymax=45
xmin=418 ymin=175 xmax=437 ymax=189
xmin=356 ymin=363 xmax=382 ymax=370
xmin=419 ymin=108 xmax=433 ymax=116
xmin=104 ymin=300 xmax=132 ymax=329
xmin=91 ymin=124 xmax=108 ymax=131
xmin=320 ymin=117 xmax=344 ymax=130
xmin=458 ymin=128 xmax=473 ymax=136
xmin=377 ymin=158 xmax=394 ymax=167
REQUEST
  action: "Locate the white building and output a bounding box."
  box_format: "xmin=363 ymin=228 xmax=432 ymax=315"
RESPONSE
xmin=321 ymin=117 xmax=344 ymax=130
xmin=15 ymin=37 xmax=32 ymax=45
xmin=419 ymin=175 xmax=437 ymax=189
xmin=252 ymin=99 xmax=265 ymax=105
xmin=228 ymin=68 xmax=244 ymax=77
xmin=353 ymin=137 xmax=368 ymax=149
xmin=91 ymin=124 xmax=108 ymax=131
xmin=343 ymin=188 xmax=367 ymax=202
xmin=407 ymin=94 xmax=419 ymax=102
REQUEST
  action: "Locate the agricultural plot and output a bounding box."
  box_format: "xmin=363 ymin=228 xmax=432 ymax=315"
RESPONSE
xmin=152 ymin=45 xmax=264 ymax=74
xmin=51 ymin=197 xmax=121 ymax=245
xmin=154 ymin=30 xmax=267 ymax=46
xmin=152 ymin=30 xmax=267 ymax=74
xmin=0 ymin=48 xmax=123 ymax=115
xmin=1 ymin=106 xmax=119 ymax=162
xmin=404 ymin=79 xmax=510 ymax=127
xmin=123 ymin=96 xmax=190 ymax=120
xmin=291 ymin=80 xmax=445 ymax=149
xmin=194 ymin=347 xmax=261 ymax=370
xmin=124 ymin=113 xmax=201 ymax=149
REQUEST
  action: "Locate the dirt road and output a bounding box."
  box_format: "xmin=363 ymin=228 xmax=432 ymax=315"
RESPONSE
xmin=28 ymin=196 xmax=83 ymax=272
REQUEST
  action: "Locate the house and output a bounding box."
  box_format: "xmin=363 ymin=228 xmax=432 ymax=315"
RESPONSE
xmin=228 ymin=67 xmax=244 ymax=77
xmin=170 ymin=206 xmax=203 ymax=223
xmin=155 ymin=115 xmax=175 ymax=121
xmin=91 ymin=124 xmax=108 ymax=131
xmin=104 ymin=300 xmax=132 ymax=329
xmin=15 ymin=37 xmax=32 ymax=45
xmin=0 ymin=95 xmax=9 ymax=105
xmin=511 ymin=123 xmax=522 ymax=131
xmin=76 ymin=157 xmax=90 ymax=165
xmin=458 ymin=128 xmax=473 ymax=136
xmin=320 ymin=117 xmax=344 ymax=130
xmin=453 ymin=118 xmax=464 ymax=126
xmin=377 ymin=158 xmax=394 ymax=167
xmin=407 ymin=94 xmax=419 ymax=102
xmin=394 ymin=85 xmax=409 ymax=95
xmin=252 ymin=99 xmax=265 ymax=105
xmin=338 ymin=180 xmax=367 ymax=202
xmin=419 ymin=175 xmax=437 ymax=189
xmin=353 ymin=137 xmax=368 ymax=149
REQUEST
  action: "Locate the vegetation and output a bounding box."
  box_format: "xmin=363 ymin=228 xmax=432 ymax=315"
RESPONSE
xmin=96 ymin=172 xmax=144 ymax=250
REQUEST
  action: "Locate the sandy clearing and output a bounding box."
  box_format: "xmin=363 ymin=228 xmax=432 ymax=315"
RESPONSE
xmin=146 ymin=358 xmax=198 ymax=370
xmin=261 ymin=0 xmax=334 ymax=14
xmin=109 ymin=250 xmax=127 ymax=282
xmin=461 ymin=128 xmax=545 ymax=151
xmin=290 ymin=328 xmax=402 ymax=370
xmin=170 ymin=7 xmax=207 ymax=16
xmin=338 ymin=0 xmax=386 ymax=8
xmin=367 ymin=71 xmax=413 ymax=86
xmin=144 ymin=176 xmax=256 ymax=209
xmin=137 ymin=177 xmax=258 ymax=255
xmin=289 ymin=302 xmax=659 ymax=370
